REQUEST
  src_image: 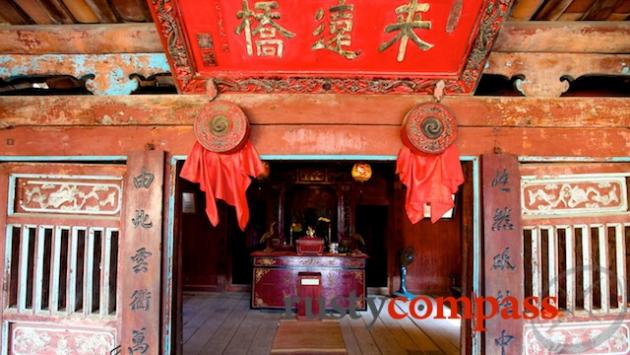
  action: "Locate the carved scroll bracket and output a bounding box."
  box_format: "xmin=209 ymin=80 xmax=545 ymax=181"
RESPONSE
xmin=485 ymin=52 xmax=630 ymax=97
xmin=0 ymin=54 xmax=171 ymax=95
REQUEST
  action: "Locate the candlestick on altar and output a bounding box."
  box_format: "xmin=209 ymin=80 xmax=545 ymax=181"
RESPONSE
xmin=328 ymin=224 xmax=332 ymax=245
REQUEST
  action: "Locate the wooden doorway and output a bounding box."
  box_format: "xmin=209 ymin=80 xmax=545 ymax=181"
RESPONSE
xmin=166 ymin=156 xmax=481 ymax=354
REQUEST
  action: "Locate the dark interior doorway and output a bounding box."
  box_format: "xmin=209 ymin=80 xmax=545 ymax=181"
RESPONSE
xmin=356 ymin=205 xmax=389 ymax=288
xmin=173 ymin=158 xmax=474 ymax=353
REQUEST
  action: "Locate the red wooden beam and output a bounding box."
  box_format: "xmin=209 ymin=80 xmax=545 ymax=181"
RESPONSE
xmin=0 ymin=125 xmax=626 ymax=158
xmin=0 ymin=95 xmax=626 ymax=157
xmin=0 ymin=95 xmax=627 ymax=128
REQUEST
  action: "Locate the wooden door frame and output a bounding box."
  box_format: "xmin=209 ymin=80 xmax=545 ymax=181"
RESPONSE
xmin=163 ymin=154 xmax=483 ymax=355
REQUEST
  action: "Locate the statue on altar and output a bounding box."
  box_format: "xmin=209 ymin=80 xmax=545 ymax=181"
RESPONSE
xmin=260 ymin=221 xmax=282 ymax=251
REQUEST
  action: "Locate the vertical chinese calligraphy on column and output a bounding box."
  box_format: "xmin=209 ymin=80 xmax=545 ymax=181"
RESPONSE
xmin=130 ymin=248 xmax=152 ymax=273
xmin=129 ymin=289 xmax=152 ymax=312
xmin=482 ymin=154 xmax=523 ymax=355
xmin=121 ymin=151 xmax=164 ymax=355
xmin=236 ymin=0 xmax=295 ymax=57
xmin=128 ymin=328 xmax=148 ymax=355
xmin=379 ymin=0 xmax=433 ymax=62
xmin=312 ymin=0 xmax=359 ymax=59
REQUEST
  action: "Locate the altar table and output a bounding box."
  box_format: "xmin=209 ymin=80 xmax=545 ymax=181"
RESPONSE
xmin=250 ymin=251 xmax=368 ymax=310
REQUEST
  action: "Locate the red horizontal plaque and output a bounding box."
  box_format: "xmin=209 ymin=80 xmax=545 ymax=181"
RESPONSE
xmin=147 ymin=0 xmax=512 ymax=95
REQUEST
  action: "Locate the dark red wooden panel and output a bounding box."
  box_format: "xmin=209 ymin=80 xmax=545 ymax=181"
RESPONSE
xmin=251 ymin=252 xmax=366 ymax=310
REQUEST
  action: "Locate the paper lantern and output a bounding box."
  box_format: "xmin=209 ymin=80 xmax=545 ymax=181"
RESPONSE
xmin=351 ymin=163 xmax=372 ymax=182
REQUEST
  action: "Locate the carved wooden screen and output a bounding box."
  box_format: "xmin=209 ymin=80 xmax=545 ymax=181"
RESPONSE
xmin=520 ymin=163 xmax=630 ymax=354
xmin=0 ymin=163 xmax=126 ymax=354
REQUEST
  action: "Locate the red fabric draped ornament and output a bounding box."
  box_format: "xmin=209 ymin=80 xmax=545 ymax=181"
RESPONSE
xmin=397 ymin=145 xmax=464 ymax=223
xmin=397 ymin=103 xmax=464 ymax=223
xmin=180 ymin=102 xmax=265 ymax=231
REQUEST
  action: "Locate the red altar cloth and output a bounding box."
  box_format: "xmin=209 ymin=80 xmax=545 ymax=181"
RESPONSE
xmin=180 ymin=141 xmax=265 ymax=230
xmin=396 ymin=145 xmax=464 ymax=223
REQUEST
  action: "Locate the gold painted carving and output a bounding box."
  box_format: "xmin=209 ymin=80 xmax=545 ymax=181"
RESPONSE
xmin=254 ymin=268 xmax=271 ymax=283
xmin=312 ymin=0 xmax=359 ymax=59
xmin=379 ymin=0 xmax=433 ymax=62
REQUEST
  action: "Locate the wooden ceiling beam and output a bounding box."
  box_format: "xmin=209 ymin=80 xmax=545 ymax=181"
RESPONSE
xmin=0 ymin=22 xmax=628 ymax=55
xmin=83 ymin=0 xmax=118 ymax=22
xmin=493 ymin=21 xmax=630 ymax=53
xmin=43 ymin=0 xmax=75 ymax=24
xmin=534 ymin=0 xmax=576 ymax=20
xmin=0 ymin=24 xmax=162 ymax=54
xmin=13 ymin=0 xmax=61 ymax=24
xmin=59 ymin=0 xmax=99 ymax=23
xmin=110 ymin=0 xmax=152 ymax=22
xmin=581 ymin=0 xmax=626 ymax=19
xmin=0 ymin=1 xmax=33 ymax=24
xmin=510 ymin=0 xmax=547 ymax=20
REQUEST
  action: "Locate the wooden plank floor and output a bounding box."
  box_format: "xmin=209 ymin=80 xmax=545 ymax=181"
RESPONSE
xmin=183 ymin=292 xmax=460 ymax=355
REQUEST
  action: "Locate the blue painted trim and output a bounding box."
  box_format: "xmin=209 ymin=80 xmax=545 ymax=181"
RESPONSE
xmin=171 ymin=154 xmax=479 ymax=162
xmin=518 ymin=156 xmax=630 ymax=162
xmin=163 ymin=162 xmax=177 ymax=355
xmin=0 ymin=53 xmax=169 ymax=95
xmin=1 ymin=320 xmax=8 ymax=355
xmin=471 ymin=156 xmax=481 ymax=355
xmin=0 ymin=156 xmax=127 ymax=162
xmin=7 ymin=175 xmax=16 ymax=216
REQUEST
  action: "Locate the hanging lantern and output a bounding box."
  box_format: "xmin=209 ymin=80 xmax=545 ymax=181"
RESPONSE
xmin=351 ymin=163 xmax=372 ymax=182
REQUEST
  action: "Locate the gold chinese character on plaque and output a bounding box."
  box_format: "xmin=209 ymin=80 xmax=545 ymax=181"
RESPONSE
xmin=379 ymin=0 xmax=433 ymax=62
xmin=312 ymin=0 xmax=359 ymax=60
xmin=236 ymin=0 xmax=295 ymax=57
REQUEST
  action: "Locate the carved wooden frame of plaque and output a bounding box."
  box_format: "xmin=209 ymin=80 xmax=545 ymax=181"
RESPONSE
xmin=146 ymin=0 xmax=513 ymax=95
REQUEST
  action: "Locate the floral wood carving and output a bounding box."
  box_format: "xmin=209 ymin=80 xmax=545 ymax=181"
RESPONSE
xmin=524 ymin=322 xmax=630 ymax=354
xmin=150 ymin=0 xmax=195 ymax=90
xmin=11 ymin=324 xmax=116 ymax=355
xmin=14 ymin=176 xmax=123 ymax=216
xmin=521 ymin=176 xmax=628 ymax=217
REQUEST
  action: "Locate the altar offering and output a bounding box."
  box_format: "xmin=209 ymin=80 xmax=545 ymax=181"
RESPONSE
xmin=296 ymin=227 xmax=324 ymax=256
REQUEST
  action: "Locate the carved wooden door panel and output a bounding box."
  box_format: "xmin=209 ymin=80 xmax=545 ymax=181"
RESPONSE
xmin=519 ymin=162 xmax=630 ymax=354
xmin=0 ymin=153 xmax=164 ymax=355
xmin=0 ymin=163 xmax=126 ymax=354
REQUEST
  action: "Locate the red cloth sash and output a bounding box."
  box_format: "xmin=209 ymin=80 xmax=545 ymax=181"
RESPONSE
xmin=396 ymin=145 xmax=464 ymax=223
xmin=180 ymin=141 xmax=265 ymax=231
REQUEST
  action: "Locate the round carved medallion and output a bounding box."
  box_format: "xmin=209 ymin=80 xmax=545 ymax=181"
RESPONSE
xmin=401 ymin=103 xmax=457 ymax=154
xmin=194 ymin=102 xmax=249 ymax=153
